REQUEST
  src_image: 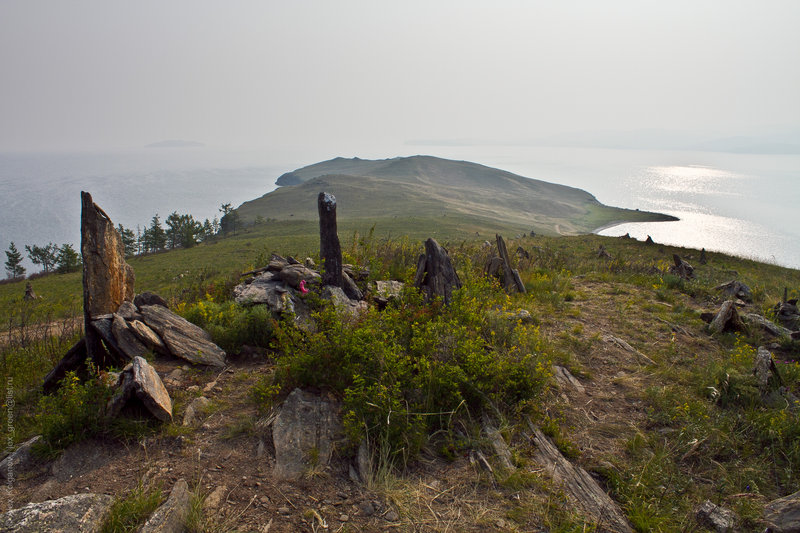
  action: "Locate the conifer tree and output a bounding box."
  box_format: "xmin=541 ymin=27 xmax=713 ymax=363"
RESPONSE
xmin=4 ymin=242 xmax=25 ymax=279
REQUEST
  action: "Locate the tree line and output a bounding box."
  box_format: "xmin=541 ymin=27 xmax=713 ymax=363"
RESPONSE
xmin=4 ymin=203 xmax=245 ymax=280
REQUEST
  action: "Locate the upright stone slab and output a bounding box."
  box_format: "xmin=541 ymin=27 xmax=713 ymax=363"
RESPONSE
xmin=81 ymin=191 xmax=135 ymax=367
xmin=318 ymin=192 xmax=343 ymax=288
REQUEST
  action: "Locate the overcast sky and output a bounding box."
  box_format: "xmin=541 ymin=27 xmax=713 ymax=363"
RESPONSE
xmin=1 ymin=0 xmax=798 ymax=152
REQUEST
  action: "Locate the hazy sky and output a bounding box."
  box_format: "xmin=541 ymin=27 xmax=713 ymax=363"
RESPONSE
xmin=1 ymin=1 xmax=798 ymax=152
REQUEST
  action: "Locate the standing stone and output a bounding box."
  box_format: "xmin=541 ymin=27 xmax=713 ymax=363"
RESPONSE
xmin=81 ymin=191 xmax=135 ymax=368
xmin=414 ymin=238 xmax=462 ymax=305
xmin=318 ymin=192 xmax=343 ymax=288
xmin=710 ymin=300 xmax=745 ymax=334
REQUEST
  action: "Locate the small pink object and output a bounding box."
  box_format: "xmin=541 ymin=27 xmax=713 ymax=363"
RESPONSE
xmin=299 ymin=280 xmax=309 ymax=294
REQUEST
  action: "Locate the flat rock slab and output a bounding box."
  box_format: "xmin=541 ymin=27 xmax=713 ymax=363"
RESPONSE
xmin=1 ymin=493 xmax=114 ymax=533
xmin=273 ymin=388 xmax=342 ymax=479
xmin=132 ymin=356 xmax=173 ymax=422
xmin=128 ymin=319 xmax=168 ymax=355
xmin=111 ymin=314 xmax=148 ymax=359
xmin=140 ymin=305 xmax=226 ymax=367
xmin=139 ymin=478 xmax=190 ymax=533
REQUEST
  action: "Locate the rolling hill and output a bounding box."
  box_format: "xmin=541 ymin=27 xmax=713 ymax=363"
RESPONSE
xmin=235 ymin=155 xmax=675 ymax=237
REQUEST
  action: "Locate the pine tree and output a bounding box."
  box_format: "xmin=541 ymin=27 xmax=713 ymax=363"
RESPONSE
xmin=146 ymin=215 xmax=167 ymax=252
xmin=5 ymin=242 xmax=26 ymax=279
xmin=117 ymin=224 xmax=137 ymax=257
xmin=55 ymin=243 xmax=81 ymax=273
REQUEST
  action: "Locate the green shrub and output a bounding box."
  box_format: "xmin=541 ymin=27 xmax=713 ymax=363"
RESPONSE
xmin=263 ymin=278 xmax=552 ymax=465
xmin=34 ymin=366 xmax=113 ymax=457
xmin=180 ymin=295 xmax=276 ymax=352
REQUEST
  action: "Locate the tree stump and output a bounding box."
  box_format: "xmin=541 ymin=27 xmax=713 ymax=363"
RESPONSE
xmin=23 ymin=282 xmax=37 ymax=300
xmin=709 ymin=300 xmax=745 ymax=334
xmin=414 ymin=238 xmax=461 ymax=305
xmin=669 ymin=254 xmax=695 ymax=280
xmin=496 ymin=234 xmax=526 ymax=293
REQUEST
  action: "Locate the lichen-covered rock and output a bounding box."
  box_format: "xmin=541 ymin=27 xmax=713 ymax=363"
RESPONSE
xmin=1 ymin=493 xmax=114 ymax=533
xmin=127 ymin=319 xmax=168 ymax=355
xmin=273 ymin=388 xmax=342 ymax=479
xmin=695 ymin=500 xmax=737 ymax=532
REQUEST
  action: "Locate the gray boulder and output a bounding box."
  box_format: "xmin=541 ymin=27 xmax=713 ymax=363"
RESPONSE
xmin=132 ymin=356 xmax=172 ymax=422
xmin=715 ymin=280 xmax=752 ymax=302
xmin=134 ymin=291 xmax=169 ymax=308
xmin=273 ymin=388 xmax=342 ymax=479
xmin=1 ymin=493 xmax=114 ymax=533
xmin=273 ymin=264 xmax=321 ymax=290
xmin=140 ymin=305 xmax=226 ymax=367
xmin=744 ymin=313 xmax=792 ymax=338
xmin=321 ymin=286 xmax=367 ymax=316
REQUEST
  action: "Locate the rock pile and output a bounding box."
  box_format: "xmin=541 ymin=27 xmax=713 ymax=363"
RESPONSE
xmin=44 ymin=291 xmax=227 ymax=393
xmin=234 ymin=253 xmax=372 ymax=320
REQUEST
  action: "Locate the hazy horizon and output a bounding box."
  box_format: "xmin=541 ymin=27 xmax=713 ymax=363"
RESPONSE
xmin=1 ymin=1 xmax=799 ymax=153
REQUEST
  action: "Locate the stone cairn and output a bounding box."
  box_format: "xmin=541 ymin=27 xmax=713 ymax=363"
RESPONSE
xmin=44 ymin=192 xmax=226 ymax=424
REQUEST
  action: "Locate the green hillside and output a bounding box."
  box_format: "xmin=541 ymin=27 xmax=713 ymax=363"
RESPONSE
xmin=237 ymin=155 xmax=675 ymax=236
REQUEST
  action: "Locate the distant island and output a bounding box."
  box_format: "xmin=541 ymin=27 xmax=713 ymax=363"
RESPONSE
xmin=235 ymin=155 xmax=676 ymax=237
xmin=145 ymin=140 xmax=205 ymax=148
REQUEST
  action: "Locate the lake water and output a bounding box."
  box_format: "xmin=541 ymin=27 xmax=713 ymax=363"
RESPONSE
xmin=1 ymin=145 xmax=798 ymax=271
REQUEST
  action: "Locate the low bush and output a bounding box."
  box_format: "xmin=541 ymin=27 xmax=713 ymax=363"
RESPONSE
xmin=262 ymin=278 xmax=552 ymax=465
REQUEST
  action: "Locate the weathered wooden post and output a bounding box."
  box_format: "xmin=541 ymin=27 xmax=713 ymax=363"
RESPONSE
xmin=496 ymin=234 xmax=526 ymax=293
xmin=318 ymin=192 xmax=343 ymax=288
xmin=414 ymin=238 xmax=462 ymax=304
